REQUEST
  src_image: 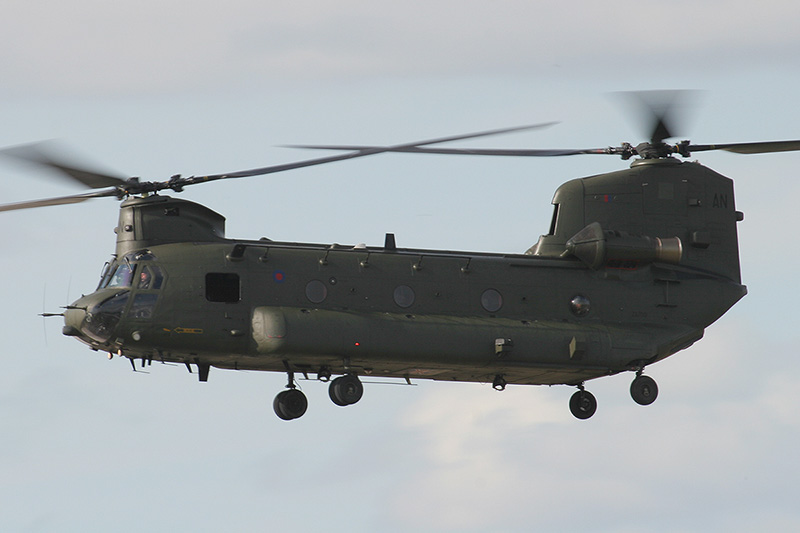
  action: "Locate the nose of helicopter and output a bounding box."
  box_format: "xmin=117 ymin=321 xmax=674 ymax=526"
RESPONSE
xmin=62 ymin=295 xmax=91 ymax=338
xmin=61 ymin=290 xmax=128 ymax=343
xmin=63 ymin=289 xmax=131 ymax=346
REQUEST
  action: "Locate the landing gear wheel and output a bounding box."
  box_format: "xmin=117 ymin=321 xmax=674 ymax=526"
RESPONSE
xmin=630 ymin=375 xmax=658 ymax=405
xmin=328 ymin=374 xmax=364 ymax=406
xmin=569 ymin=389 xmax=597 ymax=420
xmin=273 ymin=389 xmax=308 ymax=420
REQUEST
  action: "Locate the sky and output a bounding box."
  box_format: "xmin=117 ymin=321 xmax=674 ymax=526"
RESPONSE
xmin=2 ymin=1 xmax=800 ymax=531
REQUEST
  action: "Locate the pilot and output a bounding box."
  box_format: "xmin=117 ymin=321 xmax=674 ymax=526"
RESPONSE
xmin=138 ymin=269 xmax=151 ymax=290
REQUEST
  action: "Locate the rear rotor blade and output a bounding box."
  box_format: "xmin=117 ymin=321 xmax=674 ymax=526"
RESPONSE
xmin=623 ymin=90 xmax=696 ymax=144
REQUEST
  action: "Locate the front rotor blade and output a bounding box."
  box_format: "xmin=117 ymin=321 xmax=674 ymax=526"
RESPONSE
xmin=36 ymin=160 xmax=128 ymax=188
xmin=283 ymin=144 xmax=607 ymax=157
xmin=688 ymin=140 xmax=800 ymax=154
xmin=189 ymin=122 xmax=556 ymax=183
xmin=1 ymin=142 xmax=128 ymax=189
xmin=0 ymin=188 xmax=118 ymax=212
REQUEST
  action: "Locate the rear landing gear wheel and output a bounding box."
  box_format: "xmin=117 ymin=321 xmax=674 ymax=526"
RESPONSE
xmin=569 ymin=389 xmax=597 ymax=420
xmin=329 ymin=374 xmax=363 ymax=407
xmin=630 ymin=375 xmax=658 ymax=405
xmin=273 ymin=389 xmax=308 ymax=420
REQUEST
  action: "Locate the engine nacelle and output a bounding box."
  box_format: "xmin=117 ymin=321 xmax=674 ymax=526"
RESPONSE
xmin=565 ymin=222 xmax=682 ymax=269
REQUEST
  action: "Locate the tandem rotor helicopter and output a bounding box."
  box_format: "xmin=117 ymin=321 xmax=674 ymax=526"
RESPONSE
xmin=3 ymin=94 xmax=798 ymax=421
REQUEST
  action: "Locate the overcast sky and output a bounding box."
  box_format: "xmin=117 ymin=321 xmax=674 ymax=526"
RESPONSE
xmin=2 ymin=2 xmax=799 ymax=531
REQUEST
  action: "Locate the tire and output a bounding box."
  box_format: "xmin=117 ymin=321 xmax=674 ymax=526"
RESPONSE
xmin=569 ymin=390 xmax=597 ymax=420
xmin=329 ymin=374 xmax=363 ymax=406
xmin=273 ymin=389 xmax=308 ymax=420
xmin=630 ymin=375 xmax=658 ymax=406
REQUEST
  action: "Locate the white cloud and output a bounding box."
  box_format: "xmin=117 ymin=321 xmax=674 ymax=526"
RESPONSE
xmin=378 ymin=316 xmax=800 ymax=531
xmin=3 ymin=1 xmax=800 ymax=95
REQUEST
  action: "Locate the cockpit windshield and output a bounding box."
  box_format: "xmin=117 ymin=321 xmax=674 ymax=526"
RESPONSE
xmin=97 ymin=250 xmax=160 ymax=290
xmin=107 ymin=263 xmax=136 ymax=288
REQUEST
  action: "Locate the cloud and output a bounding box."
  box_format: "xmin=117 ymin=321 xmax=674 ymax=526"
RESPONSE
xmin=4 ymin=1 xmax=800 ymax=95
xmin=380 ymin=316 xmax=800 ymax=532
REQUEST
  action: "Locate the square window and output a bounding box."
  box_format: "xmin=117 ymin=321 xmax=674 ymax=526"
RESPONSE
xmin=206 ymin=273 xmax=240 ymax=302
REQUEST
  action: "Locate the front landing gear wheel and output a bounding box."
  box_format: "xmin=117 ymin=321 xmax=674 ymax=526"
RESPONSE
xmin=273 ymin=389 xmax=308 ymax=420
xmin=329 ymin=374 xmax=363 ymax=407
xmin=569 ymin=390 xmax=597 ymax=420
xmin=630 ymin=375 xmax=658 ymax=405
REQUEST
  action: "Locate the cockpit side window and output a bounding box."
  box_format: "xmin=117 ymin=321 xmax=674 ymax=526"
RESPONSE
xmin=129 ymin=265 xmax=165 ymax=321
xmin=130 ymin=293 xmax=159 ymax=319
xmin=137 ymin=266 xmax=165 ymax=290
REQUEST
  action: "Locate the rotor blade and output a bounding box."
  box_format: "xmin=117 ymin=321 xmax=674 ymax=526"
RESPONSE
xmin=186 ymin=122 xmax=557 ymax=183
xmin=283 ymin=144 xmax=608 ymax=157
xmin=35 ymin=160 xmax=128 ymax=188
xmin=1 ymin=142 xmax=128 ymax=189
xmin=620 ymin=90 xmax=697 ymax=145
xmin=688 ymin=140 xmax=800 ymax=155
xmin=633 ymin=90 xmax=679 ymax=143
xmin=0 ymin=188 xmax=118 ymax=212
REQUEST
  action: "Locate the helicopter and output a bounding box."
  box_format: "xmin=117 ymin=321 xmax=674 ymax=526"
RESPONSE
xmin=2 ymin=98 xmax=798 ymax=421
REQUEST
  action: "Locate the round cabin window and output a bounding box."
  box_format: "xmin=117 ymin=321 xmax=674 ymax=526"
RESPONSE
xmin=305 ymin=280 xmax=328 ymax=304
xmin=570 ymin=294 xmax=591 ymax=317
xmin=481 ymin=289 xmax=503 ymax=313
xmin=393 ymin=285 xmax=415 ymax=308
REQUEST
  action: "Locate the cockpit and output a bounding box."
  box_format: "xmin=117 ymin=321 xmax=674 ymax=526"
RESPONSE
xmin=97 ymin=250 xmax=164 ymax=291
xmin=66 ymin=250 xmax=167 ymax=345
